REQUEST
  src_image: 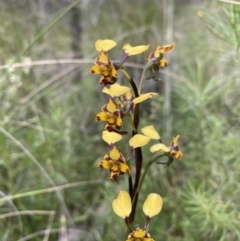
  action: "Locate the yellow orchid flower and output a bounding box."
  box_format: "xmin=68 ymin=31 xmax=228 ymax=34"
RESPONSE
xmin=98 ymin=146 xmax=130 ymax=180
xmin=90 ymin=50 xmax=118 ymax=85
xmin=148 ymin=43 xmax=175 ymax=69
xmin=126 ymin=228 xmax=154 ymax=241
xmin=96 ymin=98 xmax=122 ymax=131
xmin=150 ymin=135 xmax=183 ymax=160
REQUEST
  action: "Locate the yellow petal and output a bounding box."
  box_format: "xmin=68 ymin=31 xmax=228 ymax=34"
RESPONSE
xmin=116 ymin=117 xmax=122 ymax=128
xmin=125 ymin=90 xmax=133 ymax=100
xmin=109 ymin=146 xmax=121 ymax=160
xmin=102 ymin=131 xmax=122 ymax=144
xmin=132 ymin=93 xmax=158 ymax=105
xmin=129 ymin=134 xmax=150 ymax=148
xmin=159 ymin=58 xmax=168 ymax=67
xmin=95 ymin=39 xmax=117 ymax=52
xmin=112 ymin=190 xmax=132 ymax=218
xmin=108 ymin=83 xmax=130 ymax=97
xmin=124 ymin=45 xmax=150 ymax=56
xmin=98 ymin=159 xmax=113 ymax=169
xmin=105 ymin=98 xmax=118 ymax=112
xmin=157 ymin=43 xmax=175 ymax=53
xmin=95 ymin=50 xmax=110 ymax=65
xmin=119 ymin=163 xmax=130 ymax=173
xmin=122 ymin=43 xmax=132 ymax=50
xmin=90 ymin=65 xmax=102 ymax=74
xmin=141 ymin=125 xmax=160 ymax=140
xmin=171 ymin=135 xmax=180 ymax=146
xmin=102 ymin=87 xmax=110 ymax=95
xmin=111 ymin=66 xmax=118 ymax=78
xmin=110 ymin=165 xmax=120 ymax=180
xmin=150 ymin=143 xmax=170 ymax=153
xmin=128 ymin=229 xmax=146 ymax=238
xmin=143 ymin=193 xmax=163 ymax=218
xmin=95 ymin=112 xmax=111 ymax=121
xmin=171 ymin=150 xmax=183 ymax=160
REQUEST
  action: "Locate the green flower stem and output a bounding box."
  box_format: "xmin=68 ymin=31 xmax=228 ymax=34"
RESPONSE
xmin=138 ymin=67 xmax=148 ymax=95
xmin=138 ymin=59 xmax=156 ymax=94
xmin=126 ymin=114 xmax=137 ymax=132
xmin=132 ymin=153 xmax=166 ymax=205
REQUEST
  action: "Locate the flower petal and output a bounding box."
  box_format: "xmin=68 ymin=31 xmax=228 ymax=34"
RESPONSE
xmin=143 ymin=193 xmax=163 ymax=218
xmin=172 ymin=150 xmax=183 ymax=160
xmin=129 ymin=134 xmax=150 ymax=148
xmin=158 ymin=43 xmax=175 ymax=53
xmin=95 ymin=50 xmax=110 ymax=65
xmin=111 ymin=66 xmax=118 ymax=79
xmin=141 ymin=125 xmax=160 ymax=140
xmin=132 ymin=93 xmax=158 ymax=105
xmin=112 ymin=190 xmax=132 ymax=218
xmin=116 ymin=117 xmax=122 ymax=128
xmin=95 ymin=112 xmax=111 ymax=121
xmin=119 ymin=163 xmax=130 ymax=173
xmin=110 ymin=165 xmax=120 ymax=180
xmin=105 ymin=98 xmax=118 ymax=112
xmin=102 ymin=131 xmax=122 ymax=144
xmin=171 ymin=135 xmax=180 ymax=146
xmin=109 ymin=146 xmax=121 ymax=160
xmin=108 ymin=83 xmax=130 ymax=97
xmin=124 ymin=44 xmax=150 ymax=56
xmin=98 ymin=159 xmax=113 ymax=169
xmin=159 ymin=58 xmax=168 ymax=67
xmin=102 ymin=87 xmax=110 ymax=95
xmin=122 ymin=43 xmax=132 ymax=50
xmin=90 ymin=65 xmax=102 ymax=74
xmin=95 ymin=39 xmax=117 ymax=52
xmin=150 ymin=143 xmax=170 ymax=153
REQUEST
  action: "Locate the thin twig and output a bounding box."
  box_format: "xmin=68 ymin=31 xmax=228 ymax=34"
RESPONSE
xmin=0 ymin=191 xmax=23 ymax=237
xmin=0 ymin=59 xmax=93 ymax=70
xmin=60 ymin=213 xmax=68 ymax=241
xmin=17 ymin=229 xmax=59 ymax=241
xmin=43 ymin=211 xmax=56 ymax=241
xmin=0 ymin=210 xmax=55 ymax=219
xmin=0 ymin=59 xmax=144 ymax=70
xmin=0 ymin=180 xmax=103 ymax=203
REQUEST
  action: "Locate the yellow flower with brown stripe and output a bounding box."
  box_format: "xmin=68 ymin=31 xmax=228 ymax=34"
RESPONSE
xmin=95 ymin=98 xmax=122 ymax=131
xmin=90 ymin=50 xmax=118 ymax=85
xmin=98 ymin=146 xmax=130 ymax=180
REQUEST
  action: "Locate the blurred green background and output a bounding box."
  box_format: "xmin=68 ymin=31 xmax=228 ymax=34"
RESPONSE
xmin=0 ymin=0 xmax=240 ymax=240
